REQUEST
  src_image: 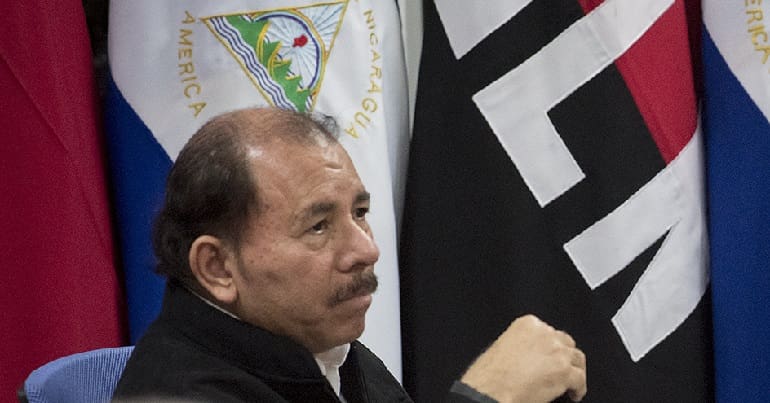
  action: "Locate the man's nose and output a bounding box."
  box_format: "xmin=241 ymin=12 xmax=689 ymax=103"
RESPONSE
xmin=339 ymin=221 xmax=380 ymax=272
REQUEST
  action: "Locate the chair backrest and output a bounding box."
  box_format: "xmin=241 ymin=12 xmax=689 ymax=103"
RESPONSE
xmin=22 ymin=346 xmax=134 ymax=403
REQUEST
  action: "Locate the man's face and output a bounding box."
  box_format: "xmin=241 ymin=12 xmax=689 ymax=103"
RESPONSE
xmin=231 ymin=137 xmax=380 ymax=353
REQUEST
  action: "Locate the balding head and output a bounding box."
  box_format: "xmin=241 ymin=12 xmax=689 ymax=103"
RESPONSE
xmin=195 ymin=107 xmax=338 ymax=149
xmin=152 ymin=107 xmax=339 ymax=291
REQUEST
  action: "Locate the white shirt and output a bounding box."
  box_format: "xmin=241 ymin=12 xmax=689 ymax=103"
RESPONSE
xmin=314 ymin=344 xmax=351 ymax=401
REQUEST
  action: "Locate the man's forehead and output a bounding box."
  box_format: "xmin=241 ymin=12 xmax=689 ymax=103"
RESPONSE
xmin=249 ymin=144 xmax=351 ymax=184
xmin=247 ymin=138 xmax=364 ymax=203
xmin=245 ymin=132 xmax=344 ymax=160
xmin=237 ymin=109 xmax=335 ymax=148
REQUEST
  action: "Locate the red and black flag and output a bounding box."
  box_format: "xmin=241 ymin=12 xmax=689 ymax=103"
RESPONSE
xmin=399 ymin=1 xmax=712 ymax=401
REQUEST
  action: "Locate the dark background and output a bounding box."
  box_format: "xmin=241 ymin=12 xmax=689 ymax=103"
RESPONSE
xmin=83 ymin=0 xmax=109 ymax=97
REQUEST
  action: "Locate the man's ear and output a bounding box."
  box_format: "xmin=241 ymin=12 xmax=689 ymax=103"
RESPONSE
xmin=188 ymin=235 xmax=238 ymax=304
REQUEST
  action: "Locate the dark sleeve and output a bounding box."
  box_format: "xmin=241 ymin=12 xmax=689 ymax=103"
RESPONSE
xmin=445 ymin=381 xmax=498 ymax=403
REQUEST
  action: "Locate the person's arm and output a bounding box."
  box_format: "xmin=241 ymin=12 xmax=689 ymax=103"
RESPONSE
xmin=446 ymin=380 xmax=499 ymax=403
xmin=450 ymin=315 xmax=587 ymax=403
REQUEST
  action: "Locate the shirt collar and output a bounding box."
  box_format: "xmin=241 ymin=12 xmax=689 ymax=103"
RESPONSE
xmin=314 ymin=344 xmax=351 ymax=398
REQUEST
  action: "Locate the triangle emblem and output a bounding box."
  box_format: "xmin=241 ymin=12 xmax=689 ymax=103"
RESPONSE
xmin=202 ymin=1 xmax=348 ymax=112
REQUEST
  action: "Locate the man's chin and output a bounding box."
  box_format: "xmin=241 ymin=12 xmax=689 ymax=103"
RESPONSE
xmin=341 ymin=296 xmax=372 ymax=336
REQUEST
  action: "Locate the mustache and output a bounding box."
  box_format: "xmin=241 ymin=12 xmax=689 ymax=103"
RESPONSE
xmin=329 ymin=271 xmax=378 ymax=306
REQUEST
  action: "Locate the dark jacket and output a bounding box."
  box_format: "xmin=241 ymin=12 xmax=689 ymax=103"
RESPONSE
xmin=113 ymin=282 xmax=413 ymax=403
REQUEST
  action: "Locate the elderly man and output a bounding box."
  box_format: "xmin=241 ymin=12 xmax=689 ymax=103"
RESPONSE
xmin=113 ymin=107 xmax=586 ymax=402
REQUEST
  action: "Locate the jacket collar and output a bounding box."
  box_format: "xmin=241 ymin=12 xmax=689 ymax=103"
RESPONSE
xmin=159 ymin=281 xmax=370 ymax=402
xmin=160 ymin=281 xmax=327 ymax=382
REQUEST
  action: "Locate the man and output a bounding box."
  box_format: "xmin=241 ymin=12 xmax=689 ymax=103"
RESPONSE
xmin=113 ymin=107 xmax=586 ymax=402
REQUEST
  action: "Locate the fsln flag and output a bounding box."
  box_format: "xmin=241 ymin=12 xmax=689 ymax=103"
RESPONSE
xmin=107 ymin=0 xmax=409 ymax=378
xmin=0 ymin=0 xmax=125 ymax=398
xmin=400 ymin=0 xmax=712 ymax=401
xmin=703 ymin=2 xmax=770 ymax=401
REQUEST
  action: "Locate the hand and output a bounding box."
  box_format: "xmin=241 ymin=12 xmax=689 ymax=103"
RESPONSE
xmin=460 ymin=315 xmax=587 ymax=403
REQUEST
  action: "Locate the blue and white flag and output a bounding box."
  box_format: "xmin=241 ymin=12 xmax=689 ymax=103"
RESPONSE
xmin=703 ymin=2 xmax=770 ymax=401
xmin=106 ymin=0 xmax=409 ymax=378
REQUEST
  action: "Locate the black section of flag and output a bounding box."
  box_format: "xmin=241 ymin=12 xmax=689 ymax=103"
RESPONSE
xmin=399 ymin=1 xmax=713 ymax=402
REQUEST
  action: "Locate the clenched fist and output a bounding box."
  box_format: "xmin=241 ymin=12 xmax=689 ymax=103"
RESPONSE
xmin=460 ymin=315 xmax=587 ymax=403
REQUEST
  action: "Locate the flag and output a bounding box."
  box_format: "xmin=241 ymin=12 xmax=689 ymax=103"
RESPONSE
xmin=400 ymin=1 xmax=712 ymax=401
xmin=0 ymin=0 xmax=125 ymax=398
xmin=107 ymin=0 xmax=409 ymax=378
xmin=703 ymin=2 xmax=770 ymax=401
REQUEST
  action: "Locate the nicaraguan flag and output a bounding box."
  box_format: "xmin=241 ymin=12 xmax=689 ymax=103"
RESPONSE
xmin=106 ymin=0 xmax=409 ymax=378
xmin=703 ymin=2 xmax=770 ymax=401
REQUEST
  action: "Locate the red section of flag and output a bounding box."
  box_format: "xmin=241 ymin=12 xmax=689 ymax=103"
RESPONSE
xmin=0 ymin=1 xmax=126 ymax=397
xmin=578 ymin=0 xmax=697 ymax=163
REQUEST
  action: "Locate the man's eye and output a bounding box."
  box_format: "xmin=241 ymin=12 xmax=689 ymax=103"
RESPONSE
xmin=354 ymin=207 xmax=369 ymax=220
xmin=310 ymin=220 xmax=329 ymax=234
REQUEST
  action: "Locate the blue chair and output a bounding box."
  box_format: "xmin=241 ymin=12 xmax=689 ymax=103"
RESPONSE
xmin=20 ymin=346 xmax=134 ymax=403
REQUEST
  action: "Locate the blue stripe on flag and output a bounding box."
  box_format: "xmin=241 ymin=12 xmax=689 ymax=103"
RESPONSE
xmin=105 ymin=75 xmax=171 ymax=343
xmin=703 ymin=27 xmax=770 ymax=402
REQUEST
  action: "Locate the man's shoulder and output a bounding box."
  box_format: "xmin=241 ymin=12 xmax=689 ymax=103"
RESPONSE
xmin=349 ymin=341 xmax=395 ymax=379
xmin=113 ymin=326 xmax=294 ymax=402
xmin=347 ymin=341 xmax=414 ymax=403
xmin=113 ymin=323 xmax=230 ymax=398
